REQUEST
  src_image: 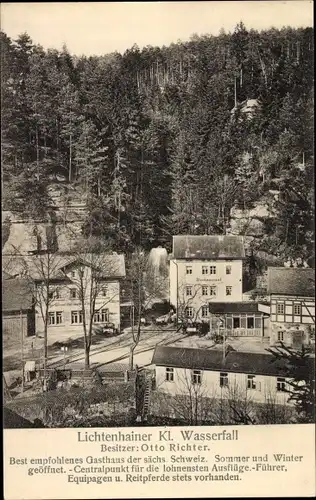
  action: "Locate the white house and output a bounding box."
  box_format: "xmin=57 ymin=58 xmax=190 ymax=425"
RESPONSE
xmin=169 ymin=235 xmax=245 ymax=322
xmin=267 ymin=267 xmax=315 ymax=347
xmin=151 ymin=345 xmax=299 ymax=406
xmin=3 ymin=252 xmax=126 ymax=335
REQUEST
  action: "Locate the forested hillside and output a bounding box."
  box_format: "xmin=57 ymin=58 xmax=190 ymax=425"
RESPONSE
xmin=1 ymin=23 xmax=314 ymax=264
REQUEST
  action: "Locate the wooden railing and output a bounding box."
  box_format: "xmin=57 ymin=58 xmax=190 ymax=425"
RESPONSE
xmin=222 ymin=328 xmax=262 ymax=337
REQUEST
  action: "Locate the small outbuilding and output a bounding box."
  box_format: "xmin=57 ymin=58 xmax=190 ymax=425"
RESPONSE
xmin=2 ymin=279 xmax=35 ymax=338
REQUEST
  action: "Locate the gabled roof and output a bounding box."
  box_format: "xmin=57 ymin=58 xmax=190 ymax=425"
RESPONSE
xmin=151 ymin=346 xmax=311 ymax=378
xmin=267 ymin=267 xmax=315 ymax=297
xmin=209 ymin=302 xmax=262 ymax=314
xmin=2 ymin=253 xmax=126 ymax=281
xmin=2 ymin=279 xmax=34 ymax=312
xmin=59 ymin=254 xmax=126 ymax=279
xmin=172 ymin=235 xmax=245 ymax=260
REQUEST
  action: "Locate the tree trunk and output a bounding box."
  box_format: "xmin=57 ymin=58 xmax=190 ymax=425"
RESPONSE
xmin=130 ymin=312 xmax=141 ymax=370
xmin=43 ymin=309 xmax=48 ymax=392
xmin=36 ymin=125 xmax=40 ymax=180
xmin=56 ymin=118 xmax=60 ymax=163
xmin=129 ymin=343 xmax=136 ymax=371
xmin=69 ymin=133 xmax=72 ymax=183
xmin=84 ymin=346 xmax=90 ymax=369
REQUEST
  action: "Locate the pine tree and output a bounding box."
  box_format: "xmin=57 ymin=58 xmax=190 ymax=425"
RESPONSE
xmin=266 ymin=344 xmax=315 ymax=423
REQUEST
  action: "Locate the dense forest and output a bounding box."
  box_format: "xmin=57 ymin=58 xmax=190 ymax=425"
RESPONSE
xmin=1 ymin=23 xmax=314 ymax=264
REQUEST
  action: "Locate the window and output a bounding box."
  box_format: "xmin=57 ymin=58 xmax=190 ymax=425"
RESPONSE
xmin=101 ymin=286 xmax=108 ymax=297
xmin=186 ymin=307 xmax=194 ymax=318
xmin=210 ymin=266 xmax=216 ymax=275
xmin=202 ymin=266 xmax=208 ymax=275
xmin=71 ymin=310 xmax=83 ymax=324
xmin=276 ymin=378 xmax=286 ymax=392
xmin=186 ymin=286 xmax=192 ymax=296
xmin=192 ymin=370 xmax=202 ymax=385
xmin=226 ymin=286 xmax=232 ymax=296
xmin=293 ymin=303 xmax=301 ymax=315
xmin=165 ymin=367 xmax=174 ymax=382
xmin=70 ymin=288 xmax=78 ymax=299
xmin=277 ymin=331 xmax=284 ymax=342
xmin=233 ymin=317 xmax=240 ymax=329
xmin=255 ymin=317 xmax=262 ymax=329
xmin=226 ymin=316 xmax=232 ymax=329
xmin=202 ymin=286 xmax=208 ymax=296
xmin=94 ymin=309 xmax=109 ymax=323
xmin=210 ymin=286 xmax=217 ymax=296
xmin=247 ymin=317 xmax=254 ymax=329
xmin=186 ymin=266 xmax=192 ymax=275
xmin=49 ymin=312 xmax=55 ymax=325
xmin=226 ymin=265 xmax=232 ymax=275
xmin=247 ymin=375 xmax=256 ymax=390
xmin=49 ymin=288 xmax=60 ymax=300
xmin=277 ymin=303 xmax=285 ymax=314
xmin=56 ymin=311 xmax=63 ymax=324
xmin=70 ymin=271 xmax=76 ymax=278
xmin=49 ymin=311 xmax=63 ymax=325
xmin=201 ymin=306 xmax=209 ymax=318
xmin=220 ymin=372 xmax=228 ymax=387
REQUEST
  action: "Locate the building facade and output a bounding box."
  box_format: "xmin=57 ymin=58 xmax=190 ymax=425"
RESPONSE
xmin=267 ymin=268 xmax=315 ymax=347
xmin=209 ymin=302 xmax=270 ymax=338
xmin=31 ymin=253 xmax=126 ymax=335
xmin=152 ymin=346 xmax=297 ymax=406
xmin=169 ymin=235 xmax=245 ymax=322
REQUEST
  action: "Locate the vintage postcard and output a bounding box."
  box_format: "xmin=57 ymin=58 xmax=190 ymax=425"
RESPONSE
xmin=1 ymin=1 xmax=315 ymax=498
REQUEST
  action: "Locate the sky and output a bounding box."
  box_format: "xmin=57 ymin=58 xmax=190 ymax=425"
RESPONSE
xmin=1 ymin=1 xmax=313 ymax=56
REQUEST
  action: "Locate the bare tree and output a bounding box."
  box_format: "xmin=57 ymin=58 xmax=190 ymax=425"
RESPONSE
xmin=127 ymin=248 xmax=168 ymax=369
xmin=256 ymin=393 xmax=296 ymax=424
xmin=10 ymin=241 xmax=65 ymax=390
xmin=226 ymin=381 xmax=257 ymax=424
xmin=152 ymin=369 xmax=217 ymax=425
xmin=176 ymin=283 xmax=214 ymax=331
xmin=65 ymin=237 xmax=122 ymax=368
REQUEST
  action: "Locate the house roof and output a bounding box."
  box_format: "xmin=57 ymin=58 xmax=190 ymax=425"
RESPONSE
xmin=209 ymin=302 xmax=262 ymax=314
xmin=267 ymin=267 xmax=315 ymax=297
xmin=2 ymin=253 xmax=126 ymax=281
xmin=59 ymin=254 xmax=126 ymax=279
xmin=151 ymin=346 xmax=310 ymax=378
xmin=172 ymin=235 xmax=245 ymax=260
xmin=2 ymin=279 xmax=34 ymax=312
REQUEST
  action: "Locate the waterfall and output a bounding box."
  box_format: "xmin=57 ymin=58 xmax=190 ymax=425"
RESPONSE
xmin=148 ymin=246 xmax=168 ymax=275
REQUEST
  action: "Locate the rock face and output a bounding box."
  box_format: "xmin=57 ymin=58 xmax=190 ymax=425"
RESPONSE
xmin=2 ymin=183 xmax=87 ymax=255
xmin=229 ymin=201 xmax=274 ymax=239
xmin=230 ymin=98 xmax=262 ymax=122
xmin=2 ymin=215 xmax=83 ymax=255
xmin=227 ymin=198 xmax=281 ymax=267
xmin=2 ymin=182 xmax=87 ymax=255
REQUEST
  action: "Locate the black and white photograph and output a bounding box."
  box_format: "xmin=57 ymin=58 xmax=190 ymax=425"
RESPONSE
xmin=2 ymin=1 xmax=314 ymax=434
